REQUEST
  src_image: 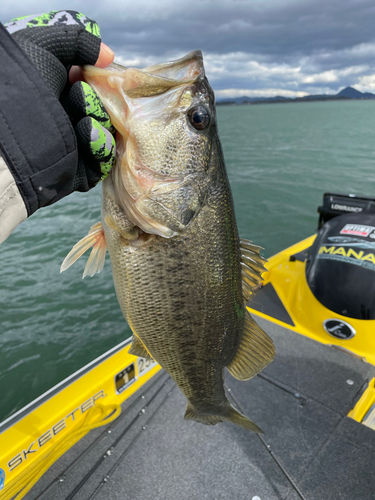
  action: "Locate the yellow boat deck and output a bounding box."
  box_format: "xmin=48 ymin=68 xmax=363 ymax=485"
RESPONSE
xmin=5 ymin=315 xmax=374 ymax=500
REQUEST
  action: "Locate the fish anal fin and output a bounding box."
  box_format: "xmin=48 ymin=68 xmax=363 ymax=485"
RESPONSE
xmin=60 ymin=222 xmax=107 ymax=278
xmin=128 ymin=335 xmax=153 ymax=360
xmin=227 ymin=312 xmax=275 ymax=381
xmin=184 ymin=402 xmax=263 ymax=433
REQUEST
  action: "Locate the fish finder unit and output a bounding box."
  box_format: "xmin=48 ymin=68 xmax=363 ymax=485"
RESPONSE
xmin=317 ymin=192 xmax=375 ymax=228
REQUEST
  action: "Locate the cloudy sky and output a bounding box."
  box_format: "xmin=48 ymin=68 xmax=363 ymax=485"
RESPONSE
xmin=2 ymin=0 xmax=375 ymax=98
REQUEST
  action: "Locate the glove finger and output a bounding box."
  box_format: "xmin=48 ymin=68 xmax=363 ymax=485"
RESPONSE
xmin=76 ymin=117 xmax=116 ymax=185
xmin=67 ymin=82 xmax=113 ymax=131
xmin=6 ymin=10 xmax=101 ymax=67
xmin=15 ymin=41 xmax=68 ymax=97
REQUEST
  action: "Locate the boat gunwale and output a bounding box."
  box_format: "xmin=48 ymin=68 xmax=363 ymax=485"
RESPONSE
xmin=0 ymin=337 xmax=132 ymax=434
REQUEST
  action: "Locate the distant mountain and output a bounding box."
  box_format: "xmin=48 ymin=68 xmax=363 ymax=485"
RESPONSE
xmin=230 ymin=95 xmax=289 ymax=104
xmin=219 ymin=95 xmax=289 ymax=104
xmin=336 ymin=86 xmax=375 ymax=99
xmin=217 ymin=86 xmax=375 ymax=105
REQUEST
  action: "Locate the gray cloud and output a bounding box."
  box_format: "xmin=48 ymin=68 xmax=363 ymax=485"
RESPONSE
xmin=2 ymin=0 xmax=375 ymax=96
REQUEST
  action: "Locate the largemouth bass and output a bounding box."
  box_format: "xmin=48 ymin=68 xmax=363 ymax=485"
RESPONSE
xmin=62 ymin=51 xmax=275 ymax=432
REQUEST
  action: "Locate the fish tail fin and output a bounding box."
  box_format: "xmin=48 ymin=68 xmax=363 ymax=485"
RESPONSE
xmin=184 ymin=402 xmax=263 ymax=433
xmin=60 ymin=222 xmax=107 ymax=278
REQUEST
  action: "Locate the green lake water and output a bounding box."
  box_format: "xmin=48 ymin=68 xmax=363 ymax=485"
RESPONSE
xmin=1 ymin=100 xmax=375 ymax=422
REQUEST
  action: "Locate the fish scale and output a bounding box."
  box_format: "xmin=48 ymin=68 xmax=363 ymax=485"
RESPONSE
xmin=61 ymin=50 xmax=275 ymax=431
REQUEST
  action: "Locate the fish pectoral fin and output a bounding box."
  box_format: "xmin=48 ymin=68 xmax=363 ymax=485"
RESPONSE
xmin=60 ymin=222 xmax=107 ymax=279
xmin=184 ymin=402 xmax=263 ymax=433
xmin=240 ymin=238 xmax=268 ymax=300
xmin=227 ymin=311 xmax=275 ymax=381
xmin=128 ymin=335 xmax=153 ymax=360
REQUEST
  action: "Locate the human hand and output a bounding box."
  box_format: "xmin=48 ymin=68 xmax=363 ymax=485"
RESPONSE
xmin=5 ymin=10 xmax=116 ymax=192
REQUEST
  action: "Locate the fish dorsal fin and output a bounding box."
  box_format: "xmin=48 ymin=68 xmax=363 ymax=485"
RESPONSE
xmin=60 ymin=222 xmax=107 ymax=278
xmin=240 ymin=238 xmax=268 ymax=301
xmin=227 ymin=311 xmax=275 ymax=381
xmin=128 ymin=335 xmax=153 ymax=360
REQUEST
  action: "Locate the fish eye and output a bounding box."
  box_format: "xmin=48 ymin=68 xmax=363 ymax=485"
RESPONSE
xmin=188 ymin=106 xmax=210 ymax=130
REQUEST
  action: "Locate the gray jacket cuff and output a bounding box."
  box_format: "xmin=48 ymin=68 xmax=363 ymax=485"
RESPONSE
xmin=0 ymin=156 xmax=27 ymax=244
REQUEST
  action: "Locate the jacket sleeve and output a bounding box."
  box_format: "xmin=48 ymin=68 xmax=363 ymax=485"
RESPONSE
xmin=0 ymin=156 xmax=27 ymax=244
xmin=0 ymin=22 xmax=80 ymax=243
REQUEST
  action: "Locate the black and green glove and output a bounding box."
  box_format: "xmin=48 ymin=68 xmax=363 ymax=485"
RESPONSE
xmin=67 ymin=81 xmax=116 ymax=188
xmin=0 ymin=11 xmax=116 ymax=243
